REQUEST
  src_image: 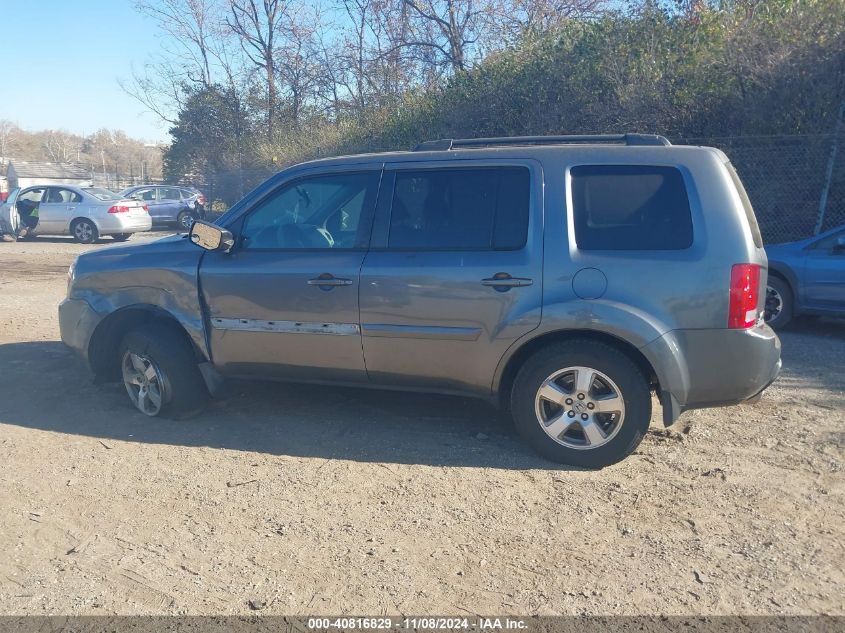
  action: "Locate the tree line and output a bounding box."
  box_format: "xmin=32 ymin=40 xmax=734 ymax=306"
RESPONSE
xmin=126 ymin=0 xmax=845 ymax=197
xmin=0 ymin=123 xmax=163 ymax=182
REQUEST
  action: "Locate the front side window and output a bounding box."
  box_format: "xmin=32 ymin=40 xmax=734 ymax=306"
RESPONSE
xmin=19 ymin=188 xmax=45 ymax=203
xmin=388 ymin=167 xmax=530 ymax=250
xmin=241 ymin=172 xmax=380 ymax=250
xmin=571 ymin=165 xmax=693 ymax=250
xmin=810 ymin=229 xmax=845 ymax=252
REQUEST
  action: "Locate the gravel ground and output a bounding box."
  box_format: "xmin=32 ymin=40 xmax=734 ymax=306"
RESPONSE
xmin=0 ymin=234 xmax=843 ymax=616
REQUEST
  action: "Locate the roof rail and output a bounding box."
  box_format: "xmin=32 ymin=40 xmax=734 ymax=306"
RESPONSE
xmin=413 ymin=134 xmax=671 ymax=151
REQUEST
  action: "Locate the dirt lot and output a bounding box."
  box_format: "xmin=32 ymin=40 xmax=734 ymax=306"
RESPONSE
xmin=0 ymin=234 xmax=843 ymax=616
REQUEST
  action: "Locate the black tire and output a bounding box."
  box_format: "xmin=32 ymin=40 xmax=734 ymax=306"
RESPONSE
xmin=765 ymin=276 xmax=793 ymax=330
xmin=511 ymin=340 xmax=652 ymax=468
xmin=71 ymin=218 xmax=99 ymax=244
xmin=119 ymin=323 xmax=209 ymax=419
xmin=176 ymin=210 xmax=195 ymax=232
xmin=112 ymin=233 xmax=132 ymax=242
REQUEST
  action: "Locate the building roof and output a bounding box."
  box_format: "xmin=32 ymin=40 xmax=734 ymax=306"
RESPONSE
xmin=8 ymin=161 xmax=89 ymax=180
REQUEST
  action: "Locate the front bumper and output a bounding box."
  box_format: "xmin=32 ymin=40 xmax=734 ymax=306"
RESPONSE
xmin=59 ymin=298 xmax=102 ymax=363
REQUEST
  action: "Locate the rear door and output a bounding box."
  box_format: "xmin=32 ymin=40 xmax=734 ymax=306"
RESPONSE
xmin=802 ymin=228 xmax=845 ymax=309
xmin=159 ymin=187 xmax=185 ymax=221
xmin=199 ymin=167 xmax=382 ymax=382
xmin=358 ymin=160 xmax=543 ymax=395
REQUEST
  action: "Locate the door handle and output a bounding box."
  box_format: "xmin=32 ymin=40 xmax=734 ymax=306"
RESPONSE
xmin=481 ymin=273 xmax=533 ymax=290
xmin=308 ymin=274 xmax=353 ymax=287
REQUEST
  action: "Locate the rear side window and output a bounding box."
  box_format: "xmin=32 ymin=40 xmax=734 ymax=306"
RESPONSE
xmin=389 ymin=167 xmax=530 ymax=250
xmin=571 ymin=165 xmax=693 ymax=250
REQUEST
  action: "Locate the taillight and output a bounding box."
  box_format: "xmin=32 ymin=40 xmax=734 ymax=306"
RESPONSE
xmin=108 ymin=205 xmax=130 ymax=214
xmin=198 ymin=195 xmax=207 ymax=205
xmin=142 ymin=204 xmax=149 ymax=213
xmin=728 ymin=263 xmax=761 ymax=329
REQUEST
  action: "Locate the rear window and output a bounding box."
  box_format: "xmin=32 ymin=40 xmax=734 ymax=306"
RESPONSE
xmin=83 ymin=188 xmax=120 ymax=201
xmin=571 ymin=165 xmax=693 ymax=250
xmin=388 ymin=167 xmax=530 ymax=250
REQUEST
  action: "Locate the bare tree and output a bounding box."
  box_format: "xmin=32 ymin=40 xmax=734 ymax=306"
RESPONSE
xmin=227 ymin=0 xmax=288 ymax=140
xmin=500 ymin=0 xmax=608 ymax=38
xmin=396 ymin=0 xmax=495 ymax=73
xmin=136 ymin=0 xmax=225 ymax=86
xmin=0 ymin=120 xmax=19 ymax=160
xmin=43 ymin=130 xmax=80 ymax=163
xmin=124 ymin=0 xmax=231 ymax=125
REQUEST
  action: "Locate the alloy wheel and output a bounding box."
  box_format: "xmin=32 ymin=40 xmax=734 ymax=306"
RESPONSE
xmin=534 ymin=366 xmax=626 ymax=450
xmin=122 ymin=351 xmax=167 ymax=416
xmin=74 ymin=221 xmax=94 ymax=242
xmin=764 ymin=285 xmax=783 ymax=323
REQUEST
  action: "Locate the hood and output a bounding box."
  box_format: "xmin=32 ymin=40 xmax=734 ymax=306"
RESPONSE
xmin=73 ymin=232 xmax=202 ymax=280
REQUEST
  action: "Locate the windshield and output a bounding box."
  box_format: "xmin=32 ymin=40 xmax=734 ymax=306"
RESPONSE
xmin=82 ymin=187 xmax=121 ymax=201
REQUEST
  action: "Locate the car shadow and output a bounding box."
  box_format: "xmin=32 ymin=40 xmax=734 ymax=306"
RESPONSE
xmin=0 ymin=341 xmax=561 ymax=470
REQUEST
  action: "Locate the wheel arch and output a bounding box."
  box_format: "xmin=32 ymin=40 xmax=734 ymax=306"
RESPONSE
xmin=767 ymin=261 xmax=799 ymax=300
xmin=494 ymin=329 xmax=660 ymax=410
xmin=88 ymin=304 xmax=207 ymax=381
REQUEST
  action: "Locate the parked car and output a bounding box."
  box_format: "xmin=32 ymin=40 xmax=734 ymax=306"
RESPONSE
xmin=119 ymin=185 xmax=207 ymax=230
xmin=764 ymin=223 xmax=845 ymax=328
xmin=0 ymin=185 xmax=152 ymax=243
xmin=59 ymin=134 xmax=781 ymax=468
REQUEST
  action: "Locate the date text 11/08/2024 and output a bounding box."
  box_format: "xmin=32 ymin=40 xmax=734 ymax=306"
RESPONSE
xmin=306 ymin=617 xmax=528 ymax=630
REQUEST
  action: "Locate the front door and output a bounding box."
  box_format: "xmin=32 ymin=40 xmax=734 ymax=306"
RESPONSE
xmin=359 ymin=162 xmax=543 ymax=396
xmin=14 ymin=187 xmax=46 ymax=233
xmin=199 ymin=168 xmax=382 ymax=382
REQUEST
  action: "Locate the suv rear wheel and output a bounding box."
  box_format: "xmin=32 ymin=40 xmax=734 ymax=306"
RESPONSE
xmin=511 ymin=341 xmax=652 ymax=468
xmin=119 ymin=324 xmax=209 ymax=418
xmin=176 ymin=210 xmax=195 ymax=231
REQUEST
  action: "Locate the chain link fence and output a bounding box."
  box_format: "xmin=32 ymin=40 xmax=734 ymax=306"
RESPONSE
xmin=677 ymin=133 xmax=845 ymax=243
xmin=177 ymin=133 xmax=845 ymax=244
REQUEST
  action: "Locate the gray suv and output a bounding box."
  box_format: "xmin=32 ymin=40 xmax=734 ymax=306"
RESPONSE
xmin=59 ymin=134 xmax=781 ymax=467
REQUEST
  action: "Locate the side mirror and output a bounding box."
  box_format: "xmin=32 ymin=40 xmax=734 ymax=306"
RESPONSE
xmin=189 ymin=219 xmax=234 ymax=253
xmin=834 ymin=236 xmax=845 ymax=253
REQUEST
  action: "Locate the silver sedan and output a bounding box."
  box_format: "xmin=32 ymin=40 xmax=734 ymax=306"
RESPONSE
xmin=0 ymin=184 xmax=152 ymax=243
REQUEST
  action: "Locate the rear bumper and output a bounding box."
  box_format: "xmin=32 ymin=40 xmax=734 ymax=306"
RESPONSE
xmin=59 ymin=298 xmax=101 ymax=363
xmin=95 ymin=214 xmax=152 ymax=234
xmin=643 ymin=324 xmax=782 ymax=424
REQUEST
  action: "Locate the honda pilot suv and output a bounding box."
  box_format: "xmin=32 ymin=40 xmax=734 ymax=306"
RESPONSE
xmin=59 ymin=134 xmax=781 ymax=467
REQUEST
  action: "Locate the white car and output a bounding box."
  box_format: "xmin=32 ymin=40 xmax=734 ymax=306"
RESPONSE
xmin=0 ymin=185 xmax=152 ymax=243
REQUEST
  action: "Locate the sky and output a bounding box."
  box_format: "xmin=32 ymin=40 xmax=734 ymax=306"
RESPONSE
xmin=2 ymin=0 xmax=169 ymax=142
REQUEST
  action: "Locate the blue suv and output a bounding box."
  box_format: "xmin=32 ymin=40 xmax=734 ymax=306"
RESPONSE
xmin=765 ymin=224 xmax=845 ymax=328
xmin=119 ymin=185 xmax=207 ymax=230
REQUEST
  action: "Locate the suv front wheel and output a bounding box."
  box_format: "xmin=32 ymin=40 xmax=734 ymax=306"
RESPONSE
xmin=119 ymin=324 xmax=209 ymax=418
xmin=511 ymin=341 xmax=652 ymax=468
